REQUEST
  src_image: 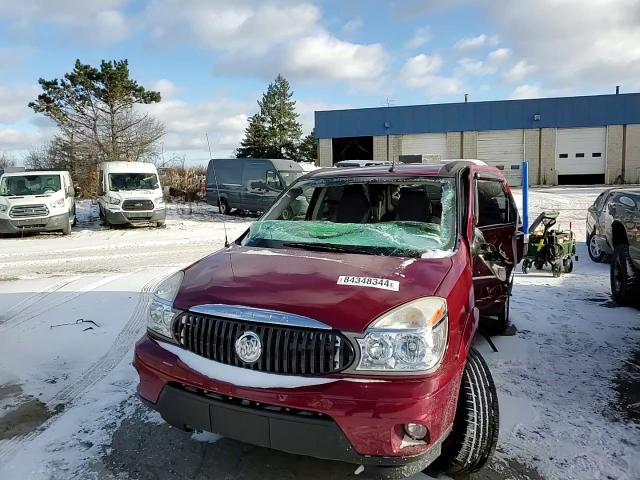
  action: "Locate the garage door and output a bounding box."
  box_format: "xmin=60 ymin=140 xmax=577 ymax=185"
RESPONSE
xmin=556 ymin=127 xmax=606 ymax=183
xmin=401 ymin=133 xmax=448 ymax=163
xmin=477 ymin=130 xmax=524 ymax=187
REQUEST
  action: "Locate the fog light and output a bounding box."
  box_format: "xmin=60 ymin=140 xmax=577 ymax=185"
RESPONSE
xmin=404 ymin=423 xmax=428 ymax=440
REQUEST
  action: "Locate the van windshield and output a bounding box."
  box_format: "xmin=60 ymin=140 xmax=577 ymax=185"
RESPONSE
xmin=279 ymin=170 xmax=304 ymax=186
xmin=242 ymin=176 xmax=456 ymax=258
xmin=0 ymin=175 xmax=62 ymax=196
xmin=109 ymin=173 xmax=159 ymax=191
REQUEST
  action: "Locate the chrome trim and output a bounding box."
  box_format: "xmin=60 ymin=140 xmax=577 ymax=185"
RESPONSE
xmin=188 ymin=304 xmax=332 ymax=330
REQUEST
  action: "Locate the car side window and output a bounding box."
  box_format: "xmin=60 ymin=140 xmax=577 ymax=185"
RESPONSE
xmin=266 ymin=170 xmax=281 ymax=190
xmin=476 ymin=179 xmax=515 ymax=227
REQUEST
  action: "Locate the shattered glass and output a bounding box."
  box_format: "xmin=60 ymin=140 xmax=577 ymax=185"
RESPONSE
xmin=243 ymin=176 xmax=457 ymax=257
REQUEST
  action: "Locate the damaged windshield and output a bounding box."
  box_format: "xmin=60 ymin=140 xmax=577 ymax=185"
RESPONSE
xmin=242 ymin=176 xmax=456 ymax=257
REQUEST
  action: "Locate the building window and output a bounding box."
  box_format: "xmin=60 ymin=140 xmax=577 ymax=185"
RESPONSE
xmin=576 ymin=153 xmax=585 ymax=158
xmin=592 ymin=152 xmax=602 ymax=157
xmin=559 ymin=153 xmax=568 ymax=158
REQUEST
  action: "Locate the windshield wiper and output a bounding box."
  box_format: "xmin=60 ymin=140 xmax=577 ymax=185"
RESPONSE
xmin=282 ymin=241 xmax=377 ymax=255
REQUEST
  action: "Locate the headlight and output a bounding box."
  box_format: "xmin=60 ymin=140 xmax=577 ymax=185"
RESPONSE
xmin=148 ymin=271 xmax=184 ymax=338
xmin=155 ymin=196 xmax=164 ymax=205
xmin=107 ymin=196 xmax=121 ymax=205
xmin=50 ymin=198 xmax=65 ymax=208
xmin=355 ymin=297 xmax=448 ymax=374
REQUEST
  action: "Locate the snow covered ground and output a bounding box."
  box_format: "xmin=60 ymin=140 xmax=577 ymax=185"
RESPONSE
xmin=0 ymin=189 xmax=638 ymax=480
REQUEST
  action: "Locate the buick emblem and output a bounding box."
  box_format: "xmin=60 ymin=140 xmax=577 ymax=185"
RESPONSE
xmin=235 ymin=331 xmax=262 ymax=363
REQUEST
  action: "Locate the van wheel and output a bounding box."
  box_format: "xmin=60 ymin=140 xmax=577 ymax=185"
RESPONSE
xmin=62 ymin=216 xmax=72 ymax=236
xmin=218 ymin=198 xmax=230 ymax=215
xmin=611 ymin=244 xmax=640 ymax=305
xmin=156 ymin=221 xmax=166 ymax=228
xmin=281 ymin=207 xmax=294 ymax=220
xmin=435 ymin=348 xmax=499 ymax=475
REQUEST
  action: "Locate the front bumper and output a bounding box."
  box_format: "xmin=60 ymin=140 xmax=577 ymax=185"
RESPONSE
xmin=0 ymin=212 xmax=69 ymax=234
xmin=105 ymin=207 xmax=166 ymax=226
xmin=133 ymin=334 xmax=461 ymax=478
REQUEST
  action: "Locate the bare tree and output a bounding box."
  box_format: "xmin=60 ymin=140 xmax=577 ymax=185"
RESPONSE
xmin=0 ymin=153 xmax=16 ymax=169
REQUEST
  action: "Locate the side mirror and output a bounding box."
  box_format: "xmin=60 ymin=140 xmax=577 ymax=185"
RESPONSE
xmin=74 ymin=186 xmax=81 ymax=197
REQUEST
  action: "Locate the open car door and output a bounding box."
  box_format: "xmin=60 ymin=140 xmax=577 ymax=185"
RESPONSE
xmin=470 ymin=169 xmax=523 ymax=320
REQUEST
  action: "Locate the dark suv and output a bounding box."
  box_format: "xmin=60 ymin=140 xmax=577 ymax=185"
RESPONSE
xmin=134 ymin=160 xmax=523 ymax=478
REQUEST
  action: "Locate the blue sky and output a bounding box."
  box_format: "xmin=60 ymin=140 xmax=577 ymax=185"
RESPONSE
xmin=1 ymin=0 xmax=639 ymax=165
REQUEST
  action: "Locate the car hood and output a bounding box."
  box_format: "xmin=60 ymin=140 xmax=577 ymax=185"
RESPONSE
xmin=174 ymin=245 xmax=454 ymax=333
xmin=0 ymin=192 xmax=62 ymax=206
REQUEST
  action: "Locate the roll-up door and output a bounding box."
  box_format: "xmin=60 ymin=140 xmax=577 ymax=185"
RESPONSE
xmin=401 ymin=133 xmax=448 ymax=163
xmin=556 ymin=127 xmax=606 ymax=184
xmin=477 ymin=129 xmax=524 ymax=187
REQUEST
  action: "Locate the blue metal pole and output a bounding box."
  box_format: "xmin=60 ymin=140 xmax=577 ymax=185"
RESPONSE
xmin=522 ymin=161 xmax=529 ymax=233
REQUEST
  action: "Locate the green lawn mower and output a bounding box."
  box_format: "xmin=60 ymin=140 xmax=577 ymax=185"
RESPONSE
xmin=522 ymin=211 xmax=577 ymax=277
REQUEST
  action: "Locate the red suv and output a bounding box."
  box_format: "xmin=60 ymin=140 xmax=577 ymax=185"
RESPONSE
xmin=134 ymin=161 xmax=523 ymax=478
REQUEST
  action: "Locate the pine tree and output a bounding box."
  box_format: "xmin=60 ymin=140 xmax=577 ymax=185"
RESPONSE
xmin=298 ymin=129 xmax=318 ymax=162
xmin=236 ymin=113 xmax=272 ymax=158
xmin=237 ymin=74 xmax=302 ymax=159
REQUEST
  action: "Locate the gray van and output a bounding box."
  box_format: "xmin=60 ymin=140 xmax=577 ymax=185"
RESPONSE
xmin=206 ymin=159 xmax=305 ymax=216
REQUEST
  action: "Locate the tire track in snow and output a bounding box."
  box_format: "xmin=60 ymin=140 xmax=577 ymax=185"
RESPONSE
xmin=0 ymin=269 xmax=170 ymax=463
xmin=0 ymin=273 xmax=130 ymax=331
xmin=0 ymin=276 xmax=81 ymax=326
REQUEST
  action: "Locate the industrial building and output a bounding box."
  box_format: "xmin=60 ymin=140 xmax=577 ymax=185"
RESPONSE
xmin=314 ymin=93 xmax=640 ymax=186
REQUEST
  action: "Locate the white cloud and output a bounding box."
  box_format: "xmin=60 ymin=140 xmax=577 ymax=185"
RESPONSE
xmin=341 ymin=17 xmax=364 ymax=35
xmin=504 ymin=60 xmax=538 ymax=83
xmin=487 ymin=47 xmax=511 ymax=65
xmin=484 ymin=0 xmax=640 ymax=90
xmin=405 ymin=26 xmax=432 ymax=49
xmin=0 ymin=0 xmax=131 ymax=44
xmin=456 ymin=58 xmax=495 ymax=76
xmin=400 ymin=54 xmax=464 ymax=96
xmin=285 ymin=34 xmax=386 ymax=82
xmin=144 ymin=1 xmax=388 ymax=86
xmin=0 ymin=84 xmax=38 ymax=124
xmin=144 ymin=1 xmax=321 ymax=53
xmin=455 ymin=34 xmax=486 ymax=50
xmin=140 ymin=97 xmax=251 ymax=157
xmin=510 ymin=84 xmax=542 ymax=100
xmin=0 ymin=128 xmax=50 ymax=152
xmin=149 ymin=79 xmax=182 ymax=100
xmin=455 ymin=48 xmax=510 ymax=76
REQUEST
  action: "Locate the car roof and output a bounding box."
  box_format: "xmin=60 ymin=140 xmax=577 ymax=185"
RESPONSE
xmin=304 ymin=160 xmax=504 ymax=180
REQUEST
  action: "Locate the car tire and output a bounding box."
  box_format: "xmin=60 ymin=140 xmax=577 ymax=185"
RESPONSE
xmin=611 ymin=244 xmax=640 ymax=305
xmin=587 ymin=232 xmax=606 ymax=263
xmin=435 ymin=347 xmax=499 ymax=475
xmin=219 ymin=198 xmax=230 ymax=215
xmin=156 ymin=221 xmax=166 ymax=228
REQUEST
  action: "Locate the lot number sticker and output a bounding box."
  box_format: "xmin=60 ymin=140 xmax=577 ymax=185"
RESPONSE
xmin=337 ymin=276 xmax=400 ymax=291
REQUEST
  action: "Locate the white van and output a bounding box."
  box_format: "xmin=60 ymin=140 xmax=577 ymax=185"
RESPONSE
xmin=0 ymin=170 xmax=77 ymax=235
xmin=97 ymin=161 xmax=166 ymax=228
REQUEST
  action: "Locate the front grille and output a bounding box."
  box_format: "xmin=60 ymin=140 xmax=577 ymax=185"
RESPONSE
xmin=172 ymin=312 xmax=355 ymax=375
xmin=122 ymin=199 xmax=154 ymax=211
xmin=9 ymin=204 xmax=49 ymax=218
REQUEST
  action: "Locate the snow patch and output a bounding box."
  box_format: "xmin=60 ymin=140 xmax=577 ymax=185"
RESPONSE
xmin=191 ymin=431 xmax=222 ymax=444
xmin=158 ymin=341 xmax=338 ymax=388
